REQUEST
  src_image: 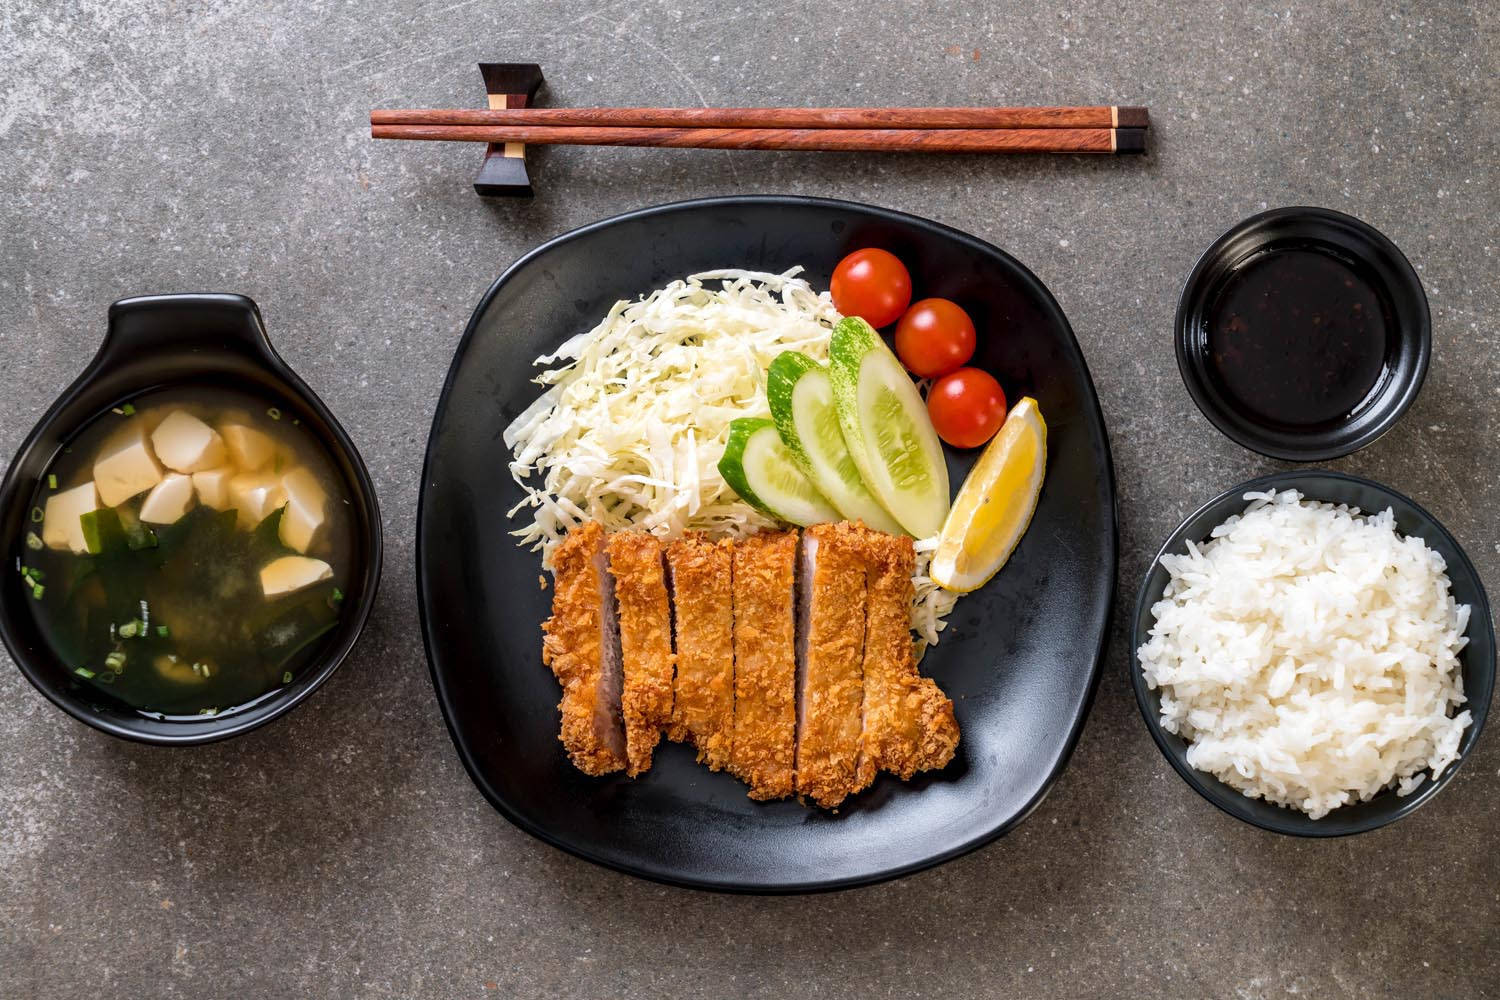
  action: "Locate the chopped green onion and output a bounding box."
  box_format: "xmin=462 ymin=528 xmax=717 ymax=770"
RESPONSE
xmin=111 ymin=407 xmax=124 ymax=415
xmin=291 ymin=418 xmax=300 ymax=426
xmin=24 ymin=532 xmax=43 ymax=551
xmin=118 ymin=620 xmax=143 ymax=639
xmin=331 ymin=587 xmax=344 ymax=603
xmin=30 ymin=584 xmax=44 ymax=600
xmin=266 ymin=407 xmax=281 ymax=420
xmin=121 ymin=403 xmax=136 ymax=416
xmin=198 ymin=707 xmax=218 ymax=717
xmin=96 ymin=671 xmax=116 ymax=684
xmin=30 ymin=507 xmax=43 ymax=523
xmin=156 ymin=625 xmax=170 ymax=638
xmin=104 ymin=651 xmax=126 ymax=672
xmin=74 ymin=667 xmax=96 ymax=679
xmin=47 ymin=474 xmax=57 ymax=489
xmin=281 ymin=671 xmax=292 ymax=684
xmin=22 ymin=566 xmax=43 ymax=581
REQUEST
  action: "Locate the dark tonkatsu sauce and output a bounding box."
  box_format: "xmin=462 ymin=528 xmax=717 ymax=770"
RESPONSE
xmin=1206 ymin=248 xmax=1390 ymax=428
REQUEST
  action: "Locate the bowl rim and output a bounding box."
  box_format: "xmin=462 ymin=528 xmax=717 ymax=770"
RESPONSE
xmin=0 ymin=292 xmax=383 ymax=746
xmin=1173 ymin=205 xmax=1431 ymax=462
xmin=1129 ymin=469 xmax=1494 ymax=836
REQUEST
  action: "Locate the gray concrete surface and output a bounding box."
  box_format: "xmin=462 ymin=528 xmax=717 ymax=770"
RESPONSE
xmin=3 ymin=2 xmax=1498 ymax=997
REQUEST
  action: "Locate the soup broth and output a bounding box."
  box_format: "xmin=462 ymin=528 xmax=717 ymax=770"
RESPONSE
xmin=18 ymin=386 xmax=353 ymax=717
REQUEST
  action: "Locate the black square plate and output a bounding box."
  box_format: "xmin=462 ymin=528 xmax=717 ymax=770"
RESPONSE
xmin=417 ymin=196 xmax=1118 ymax=892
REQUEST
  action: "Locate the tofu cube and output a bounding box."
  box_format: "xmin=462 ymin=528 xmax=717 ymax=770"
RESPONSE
xmin=278 ymin=467 xmax=327 ymax=553
xmin=260 ymin=555 xmax=334 ymax=598
xmin=150 ymin=411 xmax=227 ymax=473
xmin=220 ymin=423 xmax=276 ymax=471
xmin=139 ymin=473 xmax=196 ymax=524
xmin=42 ymin=481 xmax=100 ymax=553
xmin=192 ymin=467 xmax=235 ymax=510
xmin=93 ymin=424 xmax=164 ymax=506
xmin=229 ymin=471 xmax=286 ymax=527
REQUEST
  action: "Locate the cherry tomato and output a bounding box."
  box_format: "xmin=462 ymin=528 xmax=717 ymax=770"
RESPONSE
xmin=927 ymin=368 xmax=1008 ymax=449
xmin=894 ymin=298 xmax=977 ymax=378
xmin=830 ymin=248 xmax=912 ymax=327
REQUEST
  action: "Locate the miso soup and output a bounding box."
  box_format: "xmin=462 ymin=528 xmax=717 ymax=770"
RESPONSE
xmin=17 ymin=387 xmax=354 ymax=717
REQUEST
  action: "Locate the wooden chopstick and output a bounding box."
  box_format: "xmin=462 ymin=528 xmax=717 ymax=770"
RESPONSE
xmin=370 ymin=124 xmax=1147 ymax=154
xmin=371 ymin=106 xmax=1150 ymax=130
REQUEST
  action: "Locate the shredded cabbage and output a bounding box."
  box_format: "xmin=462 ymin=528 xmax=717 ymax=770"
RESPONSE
xmin=503 ymin=267 xmax=959 ymax=658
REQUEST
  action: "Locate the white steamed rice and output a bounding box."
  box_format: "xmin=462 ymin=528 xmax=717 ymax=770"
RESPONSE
xmin=1137 ymin=489 xmax=1472 ymax=818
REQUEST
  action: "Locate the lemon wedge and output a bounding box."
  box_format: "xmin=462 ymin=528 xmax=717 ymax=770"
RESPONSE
xmin=931 ymin=396 xmax=1047 ymax=593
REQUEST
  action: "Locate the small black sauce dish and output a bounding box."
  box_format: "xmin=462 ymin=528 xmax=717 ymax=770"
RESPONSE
xmin=0 ymin=294 xmax=382 ymax=745
xmin=1176 ymin=207 xmax=1430 ymax=461
xmin=1131 ymin=471 xmax=1494 ymax=836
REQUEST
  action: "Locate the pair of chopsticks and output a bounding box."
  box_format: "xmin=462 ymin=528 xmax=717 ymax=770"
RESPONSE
xmin=369 ymin=106 xmax=1150 ymax=154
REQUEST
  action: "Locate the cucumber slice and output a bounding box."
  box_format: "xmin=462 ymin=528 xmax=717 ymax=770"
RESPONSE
xmin=718 ymin=417 xmax=839 ymax=527
xmin=828 ymin=317 xmax=950 ymax=538
xmin=766 ymin=351 xmax=905 ymax=535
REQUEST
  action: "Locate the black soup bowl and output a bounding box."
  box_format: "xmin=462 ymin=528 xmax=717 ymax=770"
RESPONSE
xmin=0 ymin=294 xmax=382 ymax=745
xmin=1131 ymin=471 xmax=1494 ymax=836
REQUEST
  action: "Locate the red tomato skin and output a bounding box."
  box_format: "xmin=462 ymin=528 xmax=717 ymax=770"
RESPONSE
xmin=893 ymin=298 xmax=977 ymax=378
xmin=927 ymin=368 xmax=1008 ymax=449
xmin=830 ymin=248 xmax=912 ymax=328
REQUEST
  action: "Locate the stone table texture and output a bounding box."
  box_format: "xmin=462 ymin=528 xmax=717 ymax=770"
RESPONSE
xmin=2 ymin=2 xmax=1497 ymax=997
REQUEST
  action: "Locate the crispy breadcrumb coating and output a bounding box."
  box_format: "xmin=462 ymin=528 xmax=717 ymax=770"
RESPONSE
xmin=729 ymin=530 xmax=798 ymax=800
xmin=795 ymin=523 xmax=869 ymax=808
xmin=541 ymin=522 xmax=626 ymax=775
xmin=543 ymin=521 xmax=959 ymax=803
xmin=665 ymin=534 xmax=735 ymax=772
xmin=607 ymin=532 xmax=676 ymax=777
xmin=854 ymin=526 xmax=960 ymax=784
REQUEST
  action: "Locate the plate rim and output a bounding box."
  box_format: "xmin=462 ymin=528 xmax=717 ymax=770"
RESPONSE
xmin=415 ymin=194 xmax=1120 ymax=892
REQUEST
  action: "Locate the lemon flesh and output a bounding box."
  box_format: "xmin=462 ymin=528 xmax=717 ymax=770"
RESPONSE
xmin=931 ymin=397 xmax=1047 ymax=594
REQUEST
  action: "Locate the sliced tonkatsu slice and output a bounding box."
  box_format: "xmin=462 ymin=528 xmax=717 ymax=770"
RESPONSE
xmin=794 ymin=522 xmax=869 ymax=808
xmin=729 ymin=529 xmax=799 ymax=800
xmin=607 ymin=531 xmax=676 ymax=777
xmin=665 ymin=533 xmax=735 ymax=772
xmin=855 ymin=527 xmax=960 ymax=784
xmin=541 ymin=521 xmax=626 ymax=776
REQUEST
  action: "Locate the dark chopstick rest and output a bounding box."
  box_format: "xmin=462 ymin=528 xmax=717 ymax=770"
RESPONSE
xmin=473 ymin=63 xmax=545 ymax=197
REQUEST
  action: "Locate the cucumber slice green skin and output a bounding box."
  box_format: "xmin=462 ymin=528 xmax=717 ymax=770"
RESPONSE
xmin=718 ymin=417 xmax=840 ymax=527
xmin=828 ymin=317 xmax=951 ymax=538
xmin=766 ymin=351 xmax=905 ymax=536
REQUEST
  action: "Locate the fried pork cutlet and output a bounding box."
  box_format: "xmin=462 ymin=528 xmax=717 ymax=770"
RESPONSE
xmin=665 ymin=534 xmax=735 ymax=772
xmin=794 ymin=523 xmax=869 ymax=808
xmin=729 ymin=530 xmax=798 ymax=800
xmin=855 ymin=527 xmax=960 ymax=784
xmin=607 ymin=532 xmax=676 ymax=777
xmin=540 ymin=521 xmax=626 ymax=776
